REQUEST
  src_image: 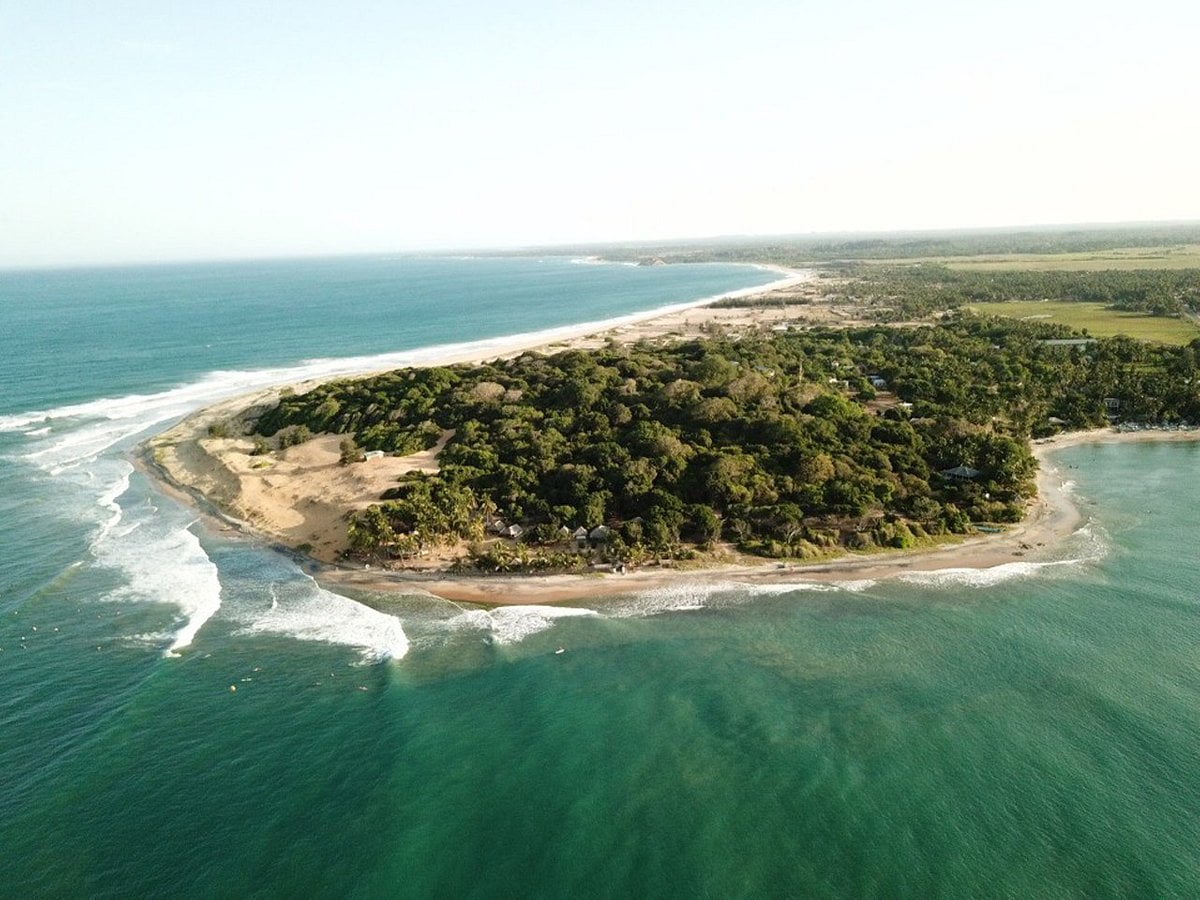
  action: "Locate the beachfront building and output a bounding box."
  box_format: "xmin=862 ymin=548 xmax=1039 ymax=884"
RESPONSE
xmin=502 ymin=523 xmax=524 ymax=539
xmin=363 ymin=449 xmax=385 ymax=460
xmin=588 ymin=525 xmax=612 ymax=543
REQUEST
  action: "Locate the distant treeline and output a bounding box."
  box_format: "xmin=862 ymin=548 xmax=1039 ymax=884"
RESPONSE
xmin=844 ymin=265 xmax=1200 ymax=320
xmin=520 ymin=223 xmax=1200 ymax=265
xmin=710 ymin=295 xmax=797 ymax=309
xmin=253 ymin=319 xmax=1200 ymax=567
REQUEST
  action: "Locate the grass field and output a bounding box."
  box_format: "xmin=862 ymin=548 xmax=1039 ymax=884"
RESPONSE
xmin=967 ymin=300 xmax=1200 ymax=344
xmin=870 ymin=244 xmax=1200 ymax=272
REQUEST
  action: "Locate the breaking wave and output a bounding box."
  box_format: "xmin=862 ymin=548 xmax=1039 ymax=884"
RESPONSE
xmin=93 ymin=513 xmax=223 ymax=656
xmin=609 ymin=577 xmax=879 ymax=618
xmin=896 ymin=524 xmax=1107 ymax=588
xmin=232 ymin=575 xmax=409 ymax=662
xmin=438 ymin=604 xmax=598 ymax=645
xmin=896 ymin=560 xmax=1076 ymax=588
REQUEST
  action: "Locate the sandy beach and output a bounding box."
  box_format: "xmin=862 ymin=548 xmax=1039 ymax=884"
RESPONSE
xmin=140 ymin=267 xmax=1200 ymax=606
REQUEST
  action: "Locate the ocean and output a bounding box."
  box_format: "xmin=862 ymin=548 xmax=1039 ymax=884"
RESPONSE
xmin=1 ymin=256 xmax=1198 ymax=897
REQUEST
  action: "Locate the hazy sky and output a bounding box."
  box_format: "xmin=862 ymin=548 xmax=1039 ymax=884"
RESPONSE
xmin=2 ymin=0 xmax=1198 ymax=267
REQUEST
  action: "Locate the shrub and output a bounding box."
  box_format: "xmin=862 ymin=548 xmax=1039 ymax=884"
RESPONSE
xmin=278 ymin=424 xmax=313 ymax=448
xmin=339 ymin=436 xmax=365 ymax=465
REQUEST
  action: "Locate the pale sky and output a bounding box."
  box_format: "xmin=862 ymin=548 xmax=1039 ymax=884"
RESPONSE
xmin=2 ymin=0 xmax=1198 ymax=267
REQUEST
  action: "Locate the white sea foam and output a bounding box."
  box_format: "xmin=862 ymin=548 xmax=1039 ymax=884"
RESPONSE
xmin=835 ymin=579 xmax=878 ymax=592
xmin=93 ymin=516 xmax=223 ymax=655
xmin=0 ymin=266 xmax=807 ymax=660
xmin=895 ymin=516 xmax=1110 ymax=589
xmin=611 ymin=582 xmax=719 ymax=617
xmin=599 ymin=576 xmax=875 ymax=620
xmin=570 ymin=256 xmax=638 ymax=267
xmin=438 ymin=604 xmax=598 ymax=645
xmin=92 ymin=463 xmax=133 ymax=542
xmin=743 ymin=581 xmax=843 ymax=597
xmin=610 ymin=578 xmax=846 ymax=618
xmin=896 ymin=558 xmax=1081 ymax=588
xmin=0 ymin=267 xmax=811 ymax=446
xmin=235 ymin=575 xmax=409 ymax=662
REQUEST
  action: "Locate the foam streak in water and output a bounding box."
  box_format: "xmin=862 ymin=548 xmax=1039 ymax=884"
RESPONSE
xmin=93 ymin=516 xmax=223 ymax=655
xmin=613 ymin=579 xmax=875 ymax=618
xmin=234 ymin=575 xmax=409 ymax=662
xmin=437 ymin=604 xmax=598 ymax=645
xmin=0 ymin=268 xmax=808 ymax=460
xmin=92 ymin=462 xmax=132 ymax=544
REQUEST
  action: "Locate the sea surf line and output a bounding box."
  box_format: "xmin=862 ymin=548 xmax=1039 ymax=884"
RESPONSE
xmin=0 ymin=262 xmax=800 ymax=658
xmin=0 ymin=259 xmax=1103 ymax=661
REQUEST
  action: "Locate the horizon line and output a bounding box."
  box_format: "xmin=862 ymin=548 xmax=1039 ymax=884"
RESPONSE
xmin=3 ymin=217 xmax=1199 ymax=274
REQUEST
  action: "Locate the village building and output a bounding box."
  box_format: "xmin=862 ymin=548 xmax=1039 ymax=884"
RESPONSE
xmin=363 ymin=449 xmax=385 ymax=460
xmin=502 ymin=523 xmax=524 ymax=539
xmin=588 ymin=525 xmax=612 ymax=542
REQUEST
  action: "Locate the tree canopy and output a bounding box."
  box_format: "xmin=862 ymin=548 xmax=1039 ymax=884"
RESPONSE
xmin=254 ymin=318 xmax=1200 ymax=567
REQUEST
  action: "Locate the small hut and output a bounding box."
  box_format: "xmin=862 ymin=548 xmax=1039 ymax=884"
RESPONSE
xmin=588 ymin=525 xmax=612 ymax=543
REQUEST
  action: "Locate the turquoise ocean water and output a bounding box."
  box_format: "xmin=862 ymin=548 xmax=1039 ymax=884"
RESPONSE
xmin=1 ymin=257 xmax=1199 ymax=897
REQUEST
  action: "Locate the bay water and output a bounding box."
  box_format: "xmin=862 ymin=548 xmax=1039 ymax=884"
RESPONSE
xmin=1 ymin=257 xmax=1198 ymax=896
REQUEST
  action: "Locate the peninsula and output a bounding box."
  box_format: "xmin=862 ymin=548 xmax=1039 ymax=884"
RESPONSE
xmin=144 ymin=252 xmax=1200 ymax=604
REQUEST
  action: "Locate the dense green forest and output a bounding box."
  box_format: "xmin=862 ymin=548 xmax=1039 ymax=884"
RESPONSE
xmin=835 ymin=265 xmax=1200 ymax=320
xmin=252 ymin=318 xmax=1200 ymax=570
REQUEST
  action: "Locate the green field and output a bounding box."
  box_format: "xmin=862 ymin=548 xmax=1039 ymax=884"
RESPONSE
xmin=870 ymin=244 xmax=1200 ymax=272
xmin=967 ymin=300 xmax=1200 ymax=344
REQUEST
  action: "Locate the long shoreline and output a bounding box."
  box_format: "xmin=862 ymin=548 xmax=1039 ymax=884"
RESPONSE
xmin=138 ymin=266 xmax=1199 ymax=606
xmin=321 ymin=429 xmax=1197 ymax=604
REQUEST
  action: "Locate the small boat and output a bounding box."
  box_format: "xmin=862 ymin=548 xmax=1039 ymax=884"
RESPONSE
xmin=555 ymin=647 xmax=566 ymax=655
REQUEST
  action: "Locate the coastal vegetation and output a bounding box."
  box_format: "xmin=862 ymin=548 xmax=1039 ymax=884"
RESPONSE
xmin=838 ymin=265 xmax=1200 ymax=322
xmin=933 ymin=244 xmax=1200 ymax=272
xmin=252 ymin=317 xmax=1200 ymax=571
xmin=710 ymin=262 xmax=1200 ymax=346
xmin=966 ymin=300 xmax=1200 ymax=345
xmin=542 ymin=223 xmax=1200 ymax=266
